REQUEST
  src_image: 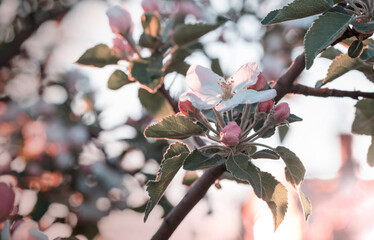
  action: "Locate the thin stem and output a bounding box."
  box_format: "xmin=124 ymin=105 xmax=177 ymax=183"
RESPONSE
xmin=125 ymin=35 xmax=142 ymax=59
xmin=213 ymin=108 xmax=226 ymax=129
xmin=240 ymin=120 xmax=257 ymax=140
xmin=241 ymin=125 xmax=269 ymax=143
xmin=240 ymin=104 xmax=251 ymax=129
xmin=227 ymin=110 xmax=233 ymax=122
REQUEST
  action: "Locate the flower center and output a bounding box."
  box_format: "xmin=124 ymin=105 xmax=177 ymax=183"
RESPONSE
xmin=218 ymin=77 xmax=234 ymax=100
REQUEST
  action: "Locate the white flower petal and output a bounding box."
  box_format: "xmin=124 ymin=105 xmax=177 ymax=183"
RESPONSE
xmin=242 ymin=89 xmax=277 ymax=104
xmin=186 ymin=64 xmax=222 ymax=94
xmin=180 ymin=92 xmax=221 ymax=110
xmin=231 ymin=62 xmax=260 ymax=90
xmin=215 ymin=93 xmax=247 ymax=112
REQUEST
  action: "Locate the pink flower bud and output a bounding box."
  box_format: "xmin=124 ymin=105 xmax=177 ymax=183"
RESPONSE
xmin=220 ymin=121 xmax=242 ymax=147
xmin=106 ymin=6 xmax=134 ymax=37
xmin=0 ymin=182 xmax=15 ymax=222
xmin=141 ymin=0 xmax=159 ymax=13
xmin=249 ymin=73 xmax=267 ymax=91
xmin=274 ymin=102 xmax=290 ymax=122
xmin=112 ymin=37 xmax=134 ymax=60
xmin=178 ymin=100 xmax=197 ymax=116
xmin=258 ymin=100 xmax=274 ymax=113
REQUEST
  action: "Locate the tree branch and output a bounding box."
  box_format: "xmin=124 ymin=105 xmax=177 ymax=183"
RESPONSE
xmin=151 ymin=51 xmax=308 ymax=240
xmin=151 ymin=164 xmax=226 ymax=240
xmin=290 ymin=84 xmax=374 ymax=99
xmin=273 ymin=52 xmax=305 ymax=103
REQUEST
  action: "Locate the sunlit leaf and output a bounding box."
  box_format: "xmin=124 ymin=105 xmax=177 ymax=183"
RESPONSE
xmin=260 ymin=172 xmax=288 ymax=230
xmin=261 ymin=0 xmax=332 ymax=25
xmin=76 ymin=44 xmax=121 ymax=68
xmin=352 ymin=98 xmax=374 ymax=136
xmin=182 ymin=172 xmax=199 ymax=186
xmin=298 ymin=190 xmax=312 ymax=220
xmin=144 ymin=142 xmax=189 ymax=221
xmin=144 ymin=115 xmax=203 ymax=140
xmin=305 ymin=12 xmax=354 ymax=69
xmin=275 ymin=146 xmax=305 ymax=189
xmin=251 ymin=149 xmax=280 ymax=160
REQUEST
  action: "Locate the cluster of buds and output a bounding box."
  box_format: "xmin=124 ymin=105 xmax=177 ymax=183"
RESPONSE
xmin=178 ymin=97 xmax=290 ymax=154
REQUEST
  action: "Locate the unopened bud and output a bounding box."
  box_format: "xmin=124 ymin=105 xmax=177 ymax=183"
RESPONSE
xmin=106 ymin=6 xmax=134 ymax=37
xmin=274 ymin=102 xmax=290 ymax=122
xmin=249 ymin=73 xmax=267 ymax=91
xmin=141 ymin=0 xmax=159 ymax=12
xmin=178 ymin=100 xmax=197 ymax=116
xmin=258 ymin=100 xmax=274 ymax=113
xmin=220 ymin=121 xmax=242 ymax=147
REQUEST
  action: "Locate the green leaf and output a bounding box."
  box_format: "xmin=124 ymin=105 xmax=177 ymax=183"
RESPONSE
xmin=164 ymin=142 xmax=190 ymax=159
xmin=251 ymin=149 xmax=280 ymax=160
xmin=144 ymin=115 xmax=204 ymax=140
xmin=320 ymin=47 xmax=343 ymax=60
xmin=76 ymin=44 xmax=121 ymax=68
xmin=298 ymin=190 xmax=312 ymax=220
xmin=182 ymin=172 xmax=199 ymax=186
xmin=183 ymin=149 xmax=224 ymax=170
xmin=316 ymin=53 xmax=362 ymax=88
xmin=138 ymin=33 xmax=159 ymax=49
xmin=352 ymin=20 xmax=374 ymax=34
xmin=261 ymin=0 xmax=332 ymax=25
xmin=138 ymin=88 xmax=175 ymax=120
xmin=348 ymin=40 xmax=363 ymax=58
xmin=107 ymin=70 xmax=133 ymax=90
xmin=367 ymin=137 xmax=374 ymax=167
xmin=144 ymin=143 xmax=189 ymax=221
xmin=360 ymin=44 xmax=374 ymax=63
xmin=275 ymin=146 xmax=306 ymax=189
xmin=259 ymin=172 xmax=288 ymax=230
xmin=164 ymin=48 xmax=191 ymax=75
xmin=226 ymin=153 xmax=262 ymax=197
xmin=287 ymin=113 xmax=303 ymax=123
xmin=173 ymin=17 xmax=227 ymax=46
xmin=305 ymin=12 xmax=354 ymax=69
xmin=352 ymin=99 xmax=374 ymax=135
xmin=129 ymin=54 xmax=163 ymax=93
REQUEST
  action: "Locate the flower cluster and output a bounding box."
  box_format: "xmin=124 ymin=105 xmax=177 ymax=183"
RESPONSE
xmin=178 ymin=63 xmax=290 ymax=153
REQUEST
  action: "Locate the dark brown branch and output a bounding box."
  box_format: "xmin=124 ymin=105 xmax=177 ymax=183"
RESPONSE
xmin=290 ymin=84 xmax=374 ymax=99
xmin=152 ymin=51 xmax=308 ymax=240
xmin=151 ymin=164 xmax=226 ymax=240
xmin=273 ymin=52 xmax=306 ymax=103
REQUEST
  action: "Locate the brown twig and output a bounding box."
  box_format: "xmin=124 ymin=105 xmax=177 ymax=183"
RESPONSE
xmin=151 ymin=164 xmax=226 ymax=240
xmin=273 ymin=52 xmax=306 ymax=103
xmin=290 ymin=84 xmax=374 ymax=99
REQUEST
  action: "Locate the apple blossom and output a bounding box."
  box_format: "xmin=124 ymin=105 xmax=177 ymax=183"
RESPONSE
xmin=274 ymin=102 xmax=290 ymax=122
xmin=258 ymin=100 xmax=274 ymax=113
xmin=220 ymin=121 xmax=242 ymax=147
xmin=141 ymin=0 xmax=159 ymax=13
xmin=179 ymin=63 xmax=276 ymax=112
xmin=106 ymin=5 xmax=134 ymax=37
